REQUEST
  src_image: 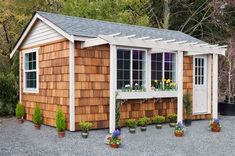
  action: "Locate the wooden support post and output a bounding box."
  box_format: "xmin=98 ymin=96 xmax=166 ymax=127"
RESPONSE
xmin=109 ymin=45 xmax=117 ymax=133
xmin=212 ymin=54 xmax=218 ymax=119
xmin=177 ymin=51 xmax=183 ymax=123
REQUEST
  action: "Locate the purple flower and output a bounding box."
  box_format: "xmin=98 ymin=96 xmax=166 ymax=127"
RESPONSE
xmin=214 ymin=118 xmax=219 ymax=124
xmin=112 ymin=130 xmax=120 ymax=137
xmin=177 ymin=122 xmax=183 ymax=127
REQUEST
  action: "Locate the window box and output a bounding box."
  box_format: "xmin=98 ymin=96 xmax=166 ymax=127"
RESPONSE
xmin=116 ymin=90 xmax=178 ymax=99
xmin=152 ymin=90 xmax=177 ymax=98
xmin=116 ymin=91 xmax=152 ymax=99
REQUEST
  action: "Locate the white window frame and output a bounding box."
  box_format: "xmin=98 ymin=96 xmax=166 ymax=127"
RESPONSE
xmin=116 ymin=47 xmax=147 ymax=90
xmin=23 ymin=48 xmax=39 ymax=93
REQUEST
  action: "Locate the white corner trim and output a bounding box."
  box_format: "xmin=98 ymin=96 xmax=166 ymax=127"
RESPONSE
xmin=109 ymin=45 xmax=117 ymax=133
xmin=207 ymin=54 xmax=212 ymax=114
xmin=177 ymin=51 xmax=183 ymax=122
xmin=22 ymin=47 xmax=40 ymax=94
xmin=10 ymin=13 xmax=73 ymax=58
xmin=69 ymin=41 xmax=75 ymax=131
xmin=19 ymin=52 xmax=22 ymax=103
xmin=212 ymin=54 xmax=218 ymax=119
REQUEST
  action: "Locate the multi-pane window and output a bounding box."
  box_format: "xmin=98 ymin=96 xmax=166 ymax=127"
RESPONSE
xmin=194 ymin=58 xmax=204 ymax=85
xmin=117 ymin=49 xmax=130 ymax=89
xmin=24 ymin=51 xmax=37 ymax=91
xmin=132 ymin=50 xmax=146 ymax=87
xmin=164 ymin=53 xmax=176 ymax=82
xmin=151 ymin=52 xmax=176 ymax=89
xmin=117 ymin=49 xmax=146 ymax=89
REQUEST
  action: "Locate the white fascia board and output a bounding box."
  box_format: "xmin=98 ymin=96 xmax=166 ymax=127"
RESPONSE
xmin=74 ymin=36 xmax=94 ymax=41
xmin=98 ymin=35 xmax=226 ymax=55
xmin=10 ymin=13 xmax=73 ymax=58
xmin=81 ymin=37 xmax=109 ymax=48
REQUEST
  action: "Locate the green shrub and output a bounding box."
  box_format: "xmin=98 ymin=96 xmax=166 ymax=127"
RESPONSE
xmin=138 ymin=117 xmax=151 ymax=126
xmin=152 ymin=115 xmax=165 ymax=124
xmin=79 ymin=121 xmax=92 ymax=133
xmin=56 ymin=108 xmax=66 ymax=132
xmin=0 ymin=73 xmax=18 ymax=116
xmin=15 ymin=102 xmax=25 ymax=119
xmin=184 ymin=90 xmax=192 ymax=119
xmin=125 ymin=119 xmax=137 ymax=128
xmin=167 ymin=113 xmax=177 ymax=123
xmin=33 ymin=103 xmax=42 ymax=125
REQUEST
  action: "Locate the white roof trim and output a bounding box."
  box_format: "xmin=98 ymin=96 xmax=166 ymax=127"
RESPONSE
xmin=10 ymin=13 xmax=73 ymax=58
xmin=94 ymin=35 xmax=226 ymax=55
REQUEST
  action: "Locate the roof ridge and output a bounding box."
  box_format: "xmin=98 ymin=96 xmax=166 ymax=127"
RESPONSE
xmin=36 ymin=11 xmax=180 ymax=34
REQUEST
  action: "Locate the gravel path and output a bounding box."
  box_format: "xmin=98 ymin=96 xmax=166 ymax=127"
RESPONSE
xmin=1 ymin=116 xmax=235 ymax=156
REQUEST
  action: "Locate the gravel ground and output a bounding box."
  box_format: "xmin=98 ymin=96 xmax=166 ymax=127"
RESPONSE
xmin=1 ymin=116 xmax=235 ymax=156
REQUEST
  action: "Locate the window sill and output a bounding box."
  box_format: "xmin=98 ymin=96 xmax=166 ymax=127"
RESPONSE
xmin=116 ymin=90 xmax=177 ymax=99
xmin=23 ymin=88 xmax=39 ymax=94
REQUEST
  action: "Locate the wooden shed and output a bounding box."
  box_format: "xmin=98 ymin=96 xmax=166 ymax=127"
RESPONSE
xmin=10 ymin=12 xmax=227 ymax=133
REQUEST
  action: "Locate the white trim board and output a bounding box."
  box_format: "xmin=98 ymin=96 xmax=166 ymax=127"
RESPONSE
xmin=69 ymin=41 xmax=75 ymax=131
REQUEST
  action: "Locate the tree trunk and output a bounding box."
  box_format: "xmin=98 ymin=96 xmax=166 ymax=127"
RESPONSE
xmin=162 ymin=0 xmax=171 ymax=29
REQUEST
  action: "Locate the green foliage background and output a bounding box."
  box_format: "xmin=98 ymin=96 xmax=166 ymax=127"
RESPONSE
xmin=0 ymin=0 xmax=234 ymax=116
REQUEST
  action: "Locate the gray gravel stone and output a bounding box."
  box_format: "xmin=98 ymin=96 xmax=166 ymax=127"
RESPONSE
xmin=0 ymin=116 xmax=235 ymax=156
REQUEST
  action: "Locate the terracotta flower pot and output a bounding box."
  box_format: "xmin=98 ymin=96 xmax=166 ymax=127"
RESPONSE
xmin=17 ymin=118 xmax=24 ymax=124
xmin=34 ymin=124 xmax=41 ymax=130
xmin=175 ymin=132 xmax=184 ymax=137
xmin=58 ymin=131 xmax=65 ymax=138
xmin=211 ymin=127 xmax=220 ymax=132
xmin=110 ymin=144 xmax=119 ymax=148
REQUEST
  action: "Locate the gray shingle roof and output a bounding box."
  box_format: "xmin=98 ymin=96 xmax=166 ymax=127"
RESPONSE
xmin=37 ymin=11 xmax=204 ymax=43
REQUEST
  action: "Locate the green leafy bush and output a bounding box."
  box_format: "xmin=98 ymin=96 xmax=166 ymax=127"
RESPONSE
xmin=56 ymin=108 xmax=66 ymax=132
xmin=184 ymin=90 xmax=192 ymax=119
xmin=152 ymin=115 xmax=165 ymax=124
xmin=79 ymin=121 xmax=92 ymax=133
xmin=125 ymin=119 xmax=137 ymax=128
xmin=138 ymin=117 xmax=151 ymax=126
xmin=167 ymin=113 xmax=177 ymax=123
xmin=15 ymin=102 xmax=25 ymax=119
xmin=33 ymin=103 xmax=42 ymax=125
xmin=0 ymin=73 xmax=18 ymax=116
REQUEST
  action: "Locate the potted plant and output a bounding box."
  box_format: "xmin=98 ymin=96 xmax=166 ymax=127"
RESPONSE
xmin=152 ymin=115 xmax=165 ymax=129
xmin=32 ymin=103 xmax=42 ymax=130
xmin=209 ymin=118 xmax=221 ymax=132
xmin=125 ymin=119 xmax=137 ymax=133
xmin=174 ymin=122 xmax=185 ymax=137
xmin=56 ymin=108 xmax=66 ymax=138
xmin=167 ymin=113 xmax=177 ymax=127
xmin=184 ymin=90 xmax=192 ymax=126
xmin=79 ymin=121 xmax=92 ymax=138
xmin=138 ymin=117 xmax=151 ymax=131
xmin=15 ymin=102 xmax=25 ymax=124
xmin=109 ymin=130 xmax=122 ymax=148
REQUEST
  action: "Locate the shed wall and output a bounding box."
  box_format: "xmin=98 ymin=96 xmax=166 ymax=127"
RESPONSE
xmin=20 ymin=40 xmax=70 ymax=128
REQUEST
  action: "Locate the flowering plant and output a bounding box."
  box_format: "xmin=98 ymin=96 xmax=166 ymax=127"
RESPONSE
xmin=152 ymin=79 xmax=177 ymax=91
xmin=174 ymin=122 xmax=185 ymax=134
xmin=109 ymin=130 xmax=122 ymax=146
xmin=209 ymin=118 xmax=221 ymax=131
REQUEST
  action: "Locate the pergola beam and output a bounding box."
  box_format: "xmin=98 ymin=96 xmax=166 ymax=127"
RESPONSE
xmin=123 ymin=34 xmax=136 ymax=38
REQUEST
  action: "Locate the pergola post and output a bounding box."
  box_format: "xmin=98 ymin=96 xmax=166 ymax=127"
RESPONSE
xmin=177 ymin=51 xmax=183 ymax=123
xmin=109 ymin=44 xmax=117 ymax=133
xmin=212 ymin=54 xmax=218 ymax=119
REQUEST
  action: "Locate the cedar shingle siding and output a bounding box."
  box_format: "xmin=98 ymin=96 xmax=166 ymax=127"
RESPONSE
xmin=20 ymin=41 xmax=212 ymax=130
xmin=21 ymin=40 xmax=70 ymax=129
